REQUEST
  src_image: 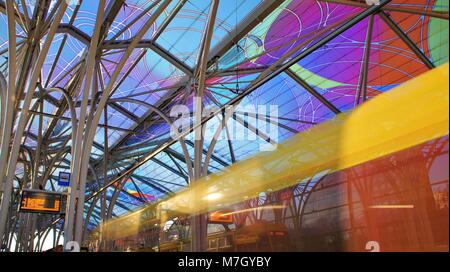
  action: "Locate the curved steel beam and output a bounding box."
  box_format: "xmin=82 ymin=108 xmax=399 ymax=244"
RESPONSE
xmin=82 ymin=164 xmax=101 ymax=241
xmin=67 ymin=0 xmax=107 ymax=246
xmin=84 ymin=1 xmax=392 ymax=203
xmin=0 ymin=0 xmax=69 ymax=241
xmin=0 ymin=72 xmax=6 ymax=147
xmin=39 ymin=87 xmax=78 ymax=154
xmin=0 ymin=0 xmax=18 ymax=200
xmin=35 ymin=86 xmax=77 ymax=190
xmin=110 ymin=97 xmax=194 ymax=180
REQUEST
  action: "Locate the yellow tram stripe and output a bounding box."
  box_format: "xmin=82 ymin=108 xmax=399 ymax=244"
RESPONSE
xmin=102 ymin=63 xmax=449 ymax=237
xmin=162 ymin=63 xmax=449 ymax=215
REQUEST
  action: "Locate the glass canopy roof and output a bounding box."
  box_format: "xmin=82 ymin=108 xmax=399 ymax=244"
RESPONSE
xmin=0 ymin=0 xmax=448 ymax=229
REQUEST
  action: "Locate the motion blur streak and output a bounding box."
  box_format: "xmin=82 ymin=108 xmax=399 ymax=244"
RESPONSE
xmin=102 ymin=63 xmax=449 ymax=241
xmin=161 ymin=63 xmax=449 ymax=215
xmin=222 ymin=206 xmax=287 ymax=216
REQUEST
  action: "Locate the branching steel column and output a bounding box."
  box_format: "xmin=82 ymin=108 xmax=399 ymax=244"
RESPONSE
xmin=73 ymin=0 xmax=173 ymax=245
xmin=37 ymin=87 xmax=77 ymax=212
xmin=44 ymin=1 xmax=82 ymax=88
xmin=194 ymin=2 xmax=219 ymax=178
xmin=0 ymin=0 xmax=68 ymax=242
xmin=201 ymin=108 xmax=235 ymax=177
xmin=109 ymin=97 xmax=193 ymax=179
xmin=82 ymin=1 xmax=391 ymax=207
xmin=84 ymin=0 xmax=286 ymax=202
xmin=0 ymin=73 xmax=6 ymax=147
xmin=198 ymin=17 xmax=352 ymax=180
xmin=0 ymin=0 xmax=18 ymax=204
xmin=100 ymin=0 xmax=283 ymax=164
xmin=65 ymin=0 xmax=106 ymax=248
xmin=192 ymin=0 xmax=220 ymax=252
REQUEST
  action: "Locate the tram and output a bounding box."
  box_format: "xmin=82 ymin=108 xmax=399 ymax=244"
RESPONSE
xmin=155 ymin=221 xmax=291 ymax=252
xmin=93 ymin=64 xmax=449 ymax=252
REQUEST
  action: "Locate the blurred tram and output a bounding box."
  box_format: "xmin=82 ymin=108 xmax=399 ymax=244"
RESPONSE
xmin=93 ymin=64 xmax=449 ymax=252
xmin=99 ymin=135 xmax=448 ymax=252
xmin=156 ymin=221 xmax=291 ymax=252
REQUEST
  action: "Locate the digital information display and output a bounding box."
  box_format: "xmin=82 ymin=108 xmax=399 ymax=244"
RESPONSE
xmin=19 ymin=190 xmax=63 ymax=214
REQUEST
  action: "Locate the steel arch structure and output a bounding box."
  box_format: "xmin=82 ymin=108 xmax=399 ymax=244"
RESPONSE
xmin=0 ymin=0 xmax=447 ymax=251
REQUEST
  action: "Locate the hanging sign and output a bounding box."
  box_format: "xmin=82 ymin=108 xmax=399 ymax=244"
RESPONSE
xmin=58 ymin=172 xmax=71 ymax=187
xmin=19 ymin=189 xmax=62 ymax=214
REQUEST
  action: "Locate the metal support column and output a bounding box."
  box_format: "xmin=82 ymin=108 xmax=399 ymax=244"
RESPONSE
xmin=191 ymin=0 xmax=220 ymax=252
xmin=0 ymin=0 xmax=18 ymax=215
xmin=71 ymin=0 xmax=173 ymax=246
xmin=64 ymin=0 xmax=106 ymax=248
xmin=0 ymin=0 xmax=68 ymax=242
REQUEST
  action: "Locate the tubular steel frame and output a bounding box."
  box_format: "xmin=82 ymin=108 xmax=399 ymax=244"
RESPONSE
xmin=0 ymin=0 xmax=445 ymax=251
